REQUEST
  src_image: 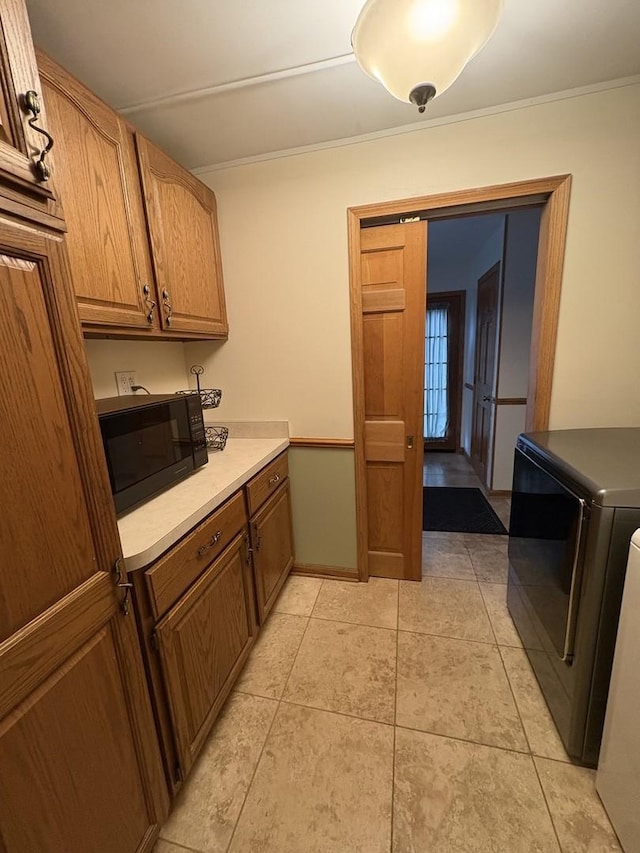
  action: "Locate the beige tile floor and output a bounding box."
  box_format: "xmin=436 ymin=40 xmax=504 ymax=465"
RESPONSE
xmin=155 ymin=539 xmax=622 ymax=853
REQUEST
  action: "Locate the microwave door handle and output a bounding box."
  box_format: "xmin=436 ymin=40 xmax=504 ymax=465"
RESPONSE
xmin=561 ymin=497 xmax=587 ymax=663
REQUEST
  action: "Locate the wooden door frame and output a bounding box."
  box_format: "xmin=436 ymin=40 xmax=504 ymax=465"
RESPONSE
xmin=348 ymin=174 xmax=572 ymax=582
xmin=424 ymin=289 xmax=466 ymax=453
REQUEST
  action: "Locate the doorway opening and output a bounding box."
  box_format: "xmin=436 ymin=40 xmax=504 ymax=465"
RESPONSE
xmin=348 ymin=175 xmax=571 ymax=582
xmin=423 ymin=206 xmax=542 ymax=536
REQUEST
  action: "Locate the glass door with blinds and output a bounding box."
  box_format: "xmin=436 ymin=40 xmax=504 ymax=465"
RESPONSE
xmin=424 ymin=291 xmax=465 ymax=452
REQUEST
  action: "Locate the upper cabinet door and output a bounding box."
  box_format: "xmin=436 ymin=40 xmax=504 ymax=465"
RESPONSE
xmin=136 ymin=135 xmax=228 ymax=338
xmin=36 ymin=52 xmax=158 ymax=331
xmin=0 ymin=1 xmax=61 ymax=222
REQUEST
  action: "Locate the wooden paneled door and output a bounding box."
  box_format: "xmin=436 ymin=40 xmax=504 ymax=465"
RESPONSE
xmin=359 ymin=222 xmax=426 ymax=581
xmin=37 ymin=52 xmax=158 ymax=331
xmin=136 ymin=135 xmax=228 ymax=337
xmin=470 ymin=262 xmax=501 ymax=486
xmin=0 ymin=222 xmax=167 ymax=852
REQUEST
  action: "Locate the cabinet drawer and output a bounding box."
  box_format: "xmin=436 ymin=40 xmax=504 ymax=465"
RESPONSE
xmin=246 ymin=452 xmax=289 ymax=516
xmin=145 ymin=492 xmax=247 ymax=619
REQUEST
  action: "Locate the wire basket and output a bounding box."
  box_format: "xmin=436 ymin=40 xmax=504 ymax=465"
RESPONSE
xmin=176 ymin=365 xmax=222 ymax=409
xmin=205 ymin=426 xmax=228 ymax=452
xmin=176 ymin=388 xmax=222 ymax=409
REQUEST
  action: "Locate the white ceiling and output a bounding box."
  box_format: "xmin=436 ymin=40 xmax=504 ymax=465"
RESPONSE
xmin=26 ymin=0 xmax=640 ymax=170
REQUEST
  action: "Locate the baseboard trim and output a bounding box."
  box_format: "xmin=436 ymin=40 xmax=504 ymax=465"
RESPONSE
xmin=487 ymin=489 xmax=512 ymax=497
xmin=292 ymin=562 xmax=359 ymax=581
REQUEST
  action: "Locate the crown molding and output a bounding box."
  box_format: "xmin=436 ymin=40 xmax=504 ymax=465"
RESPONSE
xmin=192 ymin=74 xmax=640 ymax=175
xmin=118 ymin=53 xmax=355 ymax=115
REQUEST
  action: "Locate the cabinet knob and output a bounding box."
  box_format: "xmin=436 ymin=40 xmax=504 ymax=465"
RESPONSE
xmin=23 ymin=90 xmax=54 ymax=182
xmin=268 ymin=473 xmax=280 ymax=486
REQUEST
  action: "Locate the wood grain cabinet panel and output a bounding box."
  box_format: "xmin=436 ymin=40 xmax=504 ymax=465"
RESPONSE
xmin=156 ymin=533 xmax=255 ymax=775
xmin=0 ymin=1 xmax=61 ymax=224
xmin=250 ymin=481 xmax=295 ymax=624
xmin=0 ymin=623 xmax=155 ymax=853
xmin=136 ymin=134 xmax=228 ymax=338
xmin=36 ymin=52 xmax=157 ymax=331
xmin=0 ymin=221 xmax=167 ymax=846
xmin=145 ymin=491 xmax=247 ymax=620
xmin=0 ymin=248 xmax=99 ymax=640
xmin=245 ymin=453 xmax=290 ymax=516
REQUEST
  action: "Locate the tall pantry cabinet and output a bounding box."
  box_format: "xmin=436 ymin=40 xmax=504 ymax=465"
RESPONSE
xmin=0 ymin=3 xmax=168 ymax=852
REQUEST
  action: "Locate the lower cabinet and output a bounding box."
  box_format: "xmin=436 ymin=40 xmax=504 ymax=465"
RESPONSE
xmin=251 ymin=482 xmax=295 ymax=623
xmin=156 ymin=532 xmax=256 ymax=776
xmin=131 ymin=451 xmax=294 ymax=797
xmin=0 ymin=608 xmax=166 ymax=853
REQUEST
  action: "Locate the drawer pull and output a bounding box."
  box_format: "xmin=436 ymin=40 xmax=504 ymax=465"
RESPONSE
xmin=268 ymin=473 xmax=280 ymax=486
xmin=197 ymin=531 xmax=222 ymax=557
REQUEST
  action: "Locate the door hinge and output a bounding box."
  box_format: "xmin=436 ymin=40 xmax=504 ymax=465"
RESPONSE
xmin=112 ymin=556 xmax=133 ymax=616
xmin=244 ymin=533 xmax=254 ymax=565
xmin=150 ymin=631 xmax=159 ymax=653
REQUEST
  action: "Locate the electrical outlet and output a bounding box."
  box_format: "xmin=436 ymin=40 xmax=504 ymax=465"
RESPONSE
xmin=115 ymin=371 xmax=137 ymax=396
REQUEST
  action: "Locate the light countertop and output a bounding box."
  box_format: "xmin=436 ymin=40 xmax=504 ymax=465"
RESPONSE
xmin=118 ymin=437 xmax=289 ymax=571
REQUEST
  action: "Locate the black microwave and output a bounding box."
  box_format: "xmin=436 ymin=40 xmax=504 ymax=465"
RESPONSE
xmin=96 ymin=394 xmax=208 ymax=515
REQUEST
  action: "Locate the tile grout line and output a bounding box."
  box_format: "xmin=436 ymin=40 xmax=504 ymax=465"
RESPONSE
xmin=225 ymin=595 xmax=315 ymax=853
xmin=390 ymin=580 xmax=400 ymax=853
xmin=495 ymin=639 xmax=539 ymax=764
xmin=279 ymin=603 xmax=316 ymax=702
xmin=397 ymin=626 xmax=512 ymax=649
xmin=394 ymin=719 xmax=542 ymax=758
xmin=305 ymin=612 xmax=399 ymax=632
xmin=158 ymin=840 xmax=206 ymax=853
xmin=279 ymin=695 xmax=395 ymax=728
xmin=477 ymin=578 xmax=501 ymax=648
xmin=530 ymin=754 xmax=565 ymax=852
xmin=307 ymin=576 xmax=324 ymax=619
xmin=223 ymin=692 xmax=282 ymax=853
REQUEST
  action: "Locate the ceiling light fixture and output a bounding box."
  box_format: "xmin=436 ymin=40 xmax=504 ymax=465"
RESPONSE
xmin=352 ymin=0 xmax=504 ymax=113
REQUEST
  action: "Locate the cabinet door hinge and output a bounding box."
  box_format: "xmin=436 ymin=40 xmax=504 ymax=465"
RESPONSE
xmin=243 ymin=533 xmax=254 ymax=566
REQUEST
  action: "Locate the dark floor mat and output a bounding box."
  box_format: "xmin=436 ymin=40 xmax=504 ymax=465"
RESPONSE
xmin=423 ymin=486 xmax=507 ymax=534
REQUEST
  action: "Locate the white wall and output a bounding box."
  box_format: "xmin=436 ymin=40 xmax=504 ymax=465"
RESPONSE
xmin=498 ymin=208 xmax=541 ymax=398
xmin=189 ymin=83 xmax=640 ymax=440
xmin=85 ymin=339 xmax=189 ymax=399
xmin=426 ymin=215 xmax=505 ymax=455
xmin=492 ymin=207 xmax=541 ymax=490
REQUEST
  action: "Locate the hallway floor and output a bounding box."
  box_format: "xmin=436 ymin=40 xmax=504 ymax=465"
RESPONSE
xmin=154 ymin=535 xmax=621 ymax=853
xmin=424 ymin=451 xmax=511 ymax=529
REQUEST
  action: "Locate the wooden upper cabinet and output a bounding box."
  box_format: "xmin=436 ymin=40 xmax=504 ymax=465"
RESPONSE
xmin=0 ymin=1 xmax=62 ymax=224
xmin=136 ymin=134 xmax=228 ymax=338
xmin=36 ymin=51 xmax=159 ymax=332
